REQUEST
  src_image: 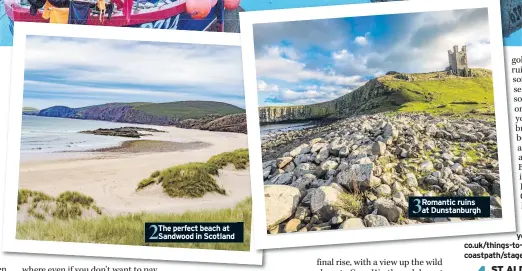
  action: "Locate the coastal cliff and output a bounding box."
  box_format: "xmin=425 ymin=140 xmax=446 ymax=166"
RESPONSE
xmin=259 ymin=69 xmax=493 ymax=124
xmin=28 ymin=101 xmax=248 ymax=133
xmin=259 ymin=78 xmax=399 ymax=124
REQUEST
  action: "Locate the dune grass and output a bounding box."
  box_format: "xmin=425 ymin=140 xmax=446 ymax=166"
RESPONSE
xmin=17 ymin=197 xmax=252 ymax=251
xmin=137 ymin=177 xmax=156 ymax=191
xmin=161 ymin=162 xmax=225 ymax=198
xmin=136 ymin=149 xmax=250 ymax=199
xmin=207 ymin=148 xmax=249 ymax=170
xmin=18 ymin=189 xmax=53 ymax=207
xmin=18 ymin=189 xmax=102 ymax=220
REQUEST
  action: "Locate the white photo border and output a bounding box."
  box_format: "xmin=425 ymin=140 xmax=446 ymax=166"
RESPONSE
xmin=240 ymin=0 xmax=517 ymax=250
xmin=2 ymin=22 xmax=262 ymax=265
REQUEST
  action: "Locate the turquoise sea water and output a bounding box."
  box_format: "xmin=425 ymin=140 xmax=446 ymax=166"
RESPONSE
xmin=21 ymin=115 xmax=133 ymax=155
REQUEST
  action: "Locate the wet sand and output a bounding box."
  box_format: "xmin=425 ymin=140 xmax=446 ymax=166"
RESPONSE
xmin=90 ymin=140 xmax=211 ymax=153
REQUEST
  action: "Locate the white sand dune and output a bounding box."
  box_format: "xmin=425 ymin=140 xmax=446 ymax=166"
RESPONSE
xmin=18 ymin=126 xmax=251 ymax=216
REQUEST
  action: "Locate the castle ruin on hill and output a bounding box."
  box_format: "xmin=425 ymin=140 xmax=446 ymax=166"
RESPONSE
xmin=446 ymin=45 xmax=472 ymax=77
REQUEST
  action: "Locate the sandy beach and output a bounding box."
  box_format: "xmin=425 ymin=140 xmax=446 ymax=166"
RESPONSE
xmin=18 ymin=125 xmax=251 ymax=216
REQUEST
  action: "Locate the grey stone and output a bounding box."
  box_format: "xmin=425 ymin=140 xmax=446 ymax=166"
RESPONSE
xmin=492 ymin=181 xmax=501 ymax=196
xmin=269 ymin=172 xmax=294 ymax=185
xmin=420 ymin=160 xmax=434 ymax=172
xmin=295 ymin=163 xmax=317 ymax=177
xmin=490 ymin=206 xmax=502 ymax=218
xmin=336 ymin=163 xmax=374 ymax=191
xmin=466 ymin=183 xmax=486 ymax=196
xmin=339 ymin=218 xmax=366 ymax=229
xmin=329 ymin=216 xmax=344 ymax=225
xmin=375 ymin=184 xmax=392 ymax=196
xmin=372 ymin=141 xmax=387 ymax=156
xmin=291 ymin=174 xmax=316 ymax=193
xmin=321 ymin=160 xmax=339 ymax=171
xmin=457 ymin=186 xmax=473 ymax=197
xmin=290 ymin=144 xmax=311 ymax=157
xmin=450 ymin=163 xmax=463 ymax=174
xmin=405 ymin=172 xmax=418 ymax=187
xmin=490 ymin=196 xmax=501 ymax=208
xmin=283 ymin=161 xmax=296 ymax=172
xmin=364 ymin=214 xmax=391 ymax=227
xmin=315 ymin=147 xmax=330 ymax=164
xmin=311 ymin=142 xmax=328 ymax=153
xmin=381 ymin=172 xmax=394 ymax=186
xmin=383 ymin=123 xmax=399 ymax=139
xmin=310 ymin=185 xmax=343 ymax=221
xmin=374 ymin=198 xmax=402 ymax=222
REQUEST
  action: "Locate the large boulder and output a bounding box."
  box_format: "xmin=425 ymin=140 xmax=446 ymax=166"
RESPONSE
xmin=291 ymin=174 xmax=316 ymax=193
xmin=336 ymin=163 xmax=374 ymax=191
xmin=290 ymin=144 xmax=311 ymax=157
xmin=374 ymin=198 xmax=402 ymax=222
xmin=265 ymin=185 xmax=301 ymax=230
xmin=310 ymin=184 xmax=344 ymax=221
xmin=315 ymin=147 xmax=330 ymax=164
xmin=295 ymin=163 xmax=318 ymax=177
xmin=267 ymin=172 xmax=294 ymax=185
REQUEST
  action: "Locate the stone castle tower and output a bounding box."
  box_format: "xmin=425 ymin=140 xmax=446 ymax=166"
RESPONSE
xmin=446 ymin=45 xmax=471 ymax=77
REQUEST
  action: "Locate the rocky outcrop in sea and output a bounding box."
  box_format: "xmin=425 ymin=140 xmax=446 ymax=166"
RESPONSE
xmin=79 ymin=127 xmax=165 ymax=138
xmin=262 ymin=113 xmax=501 ymax=233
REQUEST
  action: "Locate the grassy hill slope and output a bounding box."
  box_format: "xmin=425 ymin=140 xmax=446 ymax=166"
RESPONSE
xmin=132 ymin=101 xmax=245 ymax=120
xmin=378 ymin=69 xmax=494 ymax=115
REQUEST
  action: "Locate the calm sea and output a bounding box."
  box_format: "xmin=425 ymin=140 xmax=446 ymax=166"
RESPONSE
xmin=20 ymin=115 xmax=134 ymax=156
xmin=260 ymin=121 xmax=316 ymax=139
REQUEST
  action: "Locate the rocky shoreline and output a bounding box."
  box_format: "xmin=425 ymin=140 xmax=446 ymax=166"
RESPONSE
xmin=262 ymin=112 xmax=501 ymax=234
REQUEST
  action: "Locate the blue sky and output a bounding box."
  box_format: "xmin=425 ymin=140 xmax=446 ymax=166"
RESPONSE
xmin=253 ymin=8 xmax=492 ymax=106
xmin=23 ymin=36 xmax=245 ymax=109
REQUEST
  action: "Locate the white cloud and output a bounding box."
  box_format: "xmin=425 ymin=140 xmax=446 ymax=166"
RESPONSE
xmin=256 ymin=46 xmax=366 ymax=86
xmin=354 ymin=32 xmax=370 ymax=46
xmin=265 ymin=85 xmax=357 ymax=105
xmin=24 ymin=37 xmax=244 ymax=93
xmin=257 ymin=80 xmax=280 ymax=92
xmin=255 ymin=9 xmax=492 ymax=106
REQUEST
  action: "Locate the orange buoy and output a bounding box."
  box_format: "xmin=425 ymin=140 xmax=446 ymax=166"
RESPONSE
xmin=224 ymin=0 xmax=239 ymax=10
xmin=186 ymin=0 xmax=211 ymax=19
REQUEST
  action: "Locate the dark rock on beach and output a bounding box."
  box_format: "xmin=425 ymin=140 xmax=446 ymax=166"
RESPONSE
xmin=80 ymin=127 xmax=165 ymax=138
